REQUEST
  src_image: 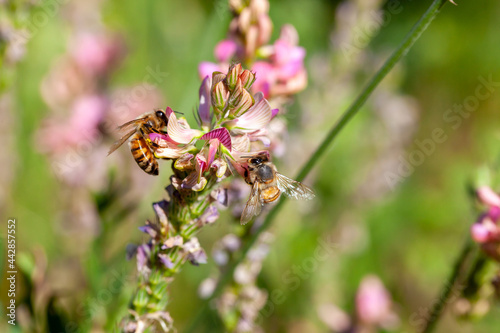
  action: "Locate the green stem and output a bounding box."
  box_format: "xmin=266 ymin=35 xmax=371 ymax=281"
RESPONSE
xmin=186 ymin=0 xmax=452 ymax=331
xmin=421 ymin=239 xmax=474 ymax=333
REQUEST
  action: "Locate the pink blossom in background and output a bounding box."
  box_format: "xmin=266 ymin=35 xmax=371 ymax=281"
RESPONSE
xmin=37 ymin=95 xmax=107 ymax=154
xmin=71 ymin=33 xmax=122 ymax=76
xmin=251 ymin=61 xmax=274 ymax=98
xmin=198 ymin=40 xmax=238 ymax=79
xmin=471 ymin=186 xmax=500 ymax=245
xmin=471 ymin=217 xmax=500 ymax=243
xmin=198 ymin=61 xmax=224 ymax=80
xmin=215 ymin=39 xmax=237 ymax=62
xmin=356 ymin=275 xmax=398 ymax=328
xmin=251 ymin=25 xmax=307 ymax=98
xmin=105 ymin=85 xmax=164 ymax=132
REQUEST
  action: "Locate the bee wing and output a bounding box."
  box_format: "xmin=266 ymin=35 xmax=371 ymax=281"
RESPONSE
xmin=107 ymin=128 xmax=137 ymax=156
xmin=276 ymin=173 xmax=315 ymax=200
xmin=107 ymin=116 xmax=151 ymax=156
xmin=116 ymin=116 xmax=147 ymax=131
xmin=241 ymin=182 xmax=262 ymax=225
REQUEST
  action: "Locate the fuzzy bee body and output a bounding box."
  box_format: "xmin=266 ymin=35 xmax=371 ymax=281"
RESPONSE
xmin=128 ymin=132 xmax=159 ymax=175
xmin=108 ymin=110 xmax=168 ymax=176
xmin=240 ymin=153 xmax=315 ymax=224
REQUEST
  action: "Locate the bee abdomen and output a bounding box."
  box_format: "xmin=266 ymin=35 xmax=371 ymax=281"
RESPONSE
xmin=129 ymin=134 xmax=159 ymax=175
xmin=261 ymin=186 xmax=280 ymax=203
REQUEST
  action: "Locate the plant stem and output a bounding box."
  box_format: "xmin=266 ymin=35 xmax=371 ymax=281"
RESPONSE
xmin=421 ymin=239 xmax=474 ymax=333
xmin=186 ymin=0 xmax=452 ymax=331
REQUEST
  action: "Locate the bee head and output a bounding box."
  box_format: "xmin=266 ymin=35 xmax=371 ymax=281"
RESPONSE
xmin=247 ymin=153 xmax=269 ymax=166
xmin=155 ymin=110 xmax=169 ymax=125
xmin=249 ymin=157 xmax=263 ymax=166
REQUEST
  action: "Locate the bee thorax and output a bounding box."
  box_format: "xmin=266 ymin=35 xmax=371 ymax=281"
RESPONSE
xmin=256 ymin=165 xmax=274 ymax=182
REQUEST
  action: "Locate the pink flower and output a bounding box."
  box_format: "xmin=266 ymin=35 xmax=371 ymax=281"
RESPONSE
xmin=198 ymin=76 xmax=212 ymax=129
xmin=215 ymin=40 xmax=238 ymax=62
xmin=477 ymin=186 xmax=500 ymax=208
xmin=165 ymin=107 xmax=202 ymax=145
xmin=199 ymin=62 xmax=224 ymax=81
xmin=251 ymin=62 xmax=274 ymax=98
xmin=37 ymin=95 xmax=107 ymax=154
xmin=471 ymin=217 xmax=500 ymax=243
xmin=150 ymin=108 xmax=200 ymax=159
xmin=356 ymin=275 xmax=398 ymax=328
xmin=71 ymin=33 xmax=121 ymax=76
xmin=471 ymin=186 xmax=500 ymax=247
xmin=251 ymin=25 xmax=307 ymax=98
xmin=224 ymin=92 xmax=273 ymax=132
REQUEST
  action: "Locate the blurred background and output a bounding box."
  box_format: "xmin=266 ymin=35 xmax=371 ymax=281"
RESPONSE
xmin=1 ymin=0 xmax=500 ymax=332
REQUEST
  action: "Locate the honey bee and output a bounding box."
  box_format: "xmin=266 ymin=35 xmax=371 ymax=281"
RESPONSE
xmin=240 ymin=153 xmax=315 ymax=224
xmin=107 ymin=110 xmax=169 ymax=175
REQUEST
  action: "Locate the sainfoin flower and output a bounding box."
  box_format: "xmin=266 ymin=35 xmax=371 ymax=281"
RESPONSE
xmin=198 ymin=9 xmax=306 ymax=101
xmin=356 ymin=275 xmax=398 ymax=328
xmin=252 ymin=25 xmax=307 ymax=98
xmin=123 ymin=62 xmax=287 ymax=331
xmin=471 ymin=186 xmax=500 ymax=260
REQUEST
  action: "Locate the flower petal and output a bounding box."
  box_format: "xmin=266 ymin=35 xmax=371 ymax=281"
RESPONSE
xmin=199 ymin=205 xmax=219 ymax=225
xmin=155 ymin=145 xmax=193 ymax=159
xmin=231 ymin=134 xmax=250 ymax=152
xmin=271 ymin=108 xmax=279 ymax=119
xmin=174 ymin=153 xmax=194 ymax=171
xmin=158 ymin=253 xmax=174 ymax=269
xmin=211 ymin=187 xmax=228 ymax=206
xmin=207 ymin=139 xmax=218 ymax=166
xmin=198 ymin=76 xmax=212 ymax=128
xmin=233 ymin=95 xmax=272 ymax=131
xmin=153 ymin=200 xmax=169 ymax=226
xmin=181 ymin=172 xmax=207 ymax=192
xmin=163 ymin=235 xmax=184 ymax=249
xmin=211 ymin=158 xmax=227 ymax=178
xmin=136 ymin=244 xmax=151 ymax=274
xmin=138 ymin=224 xmax=158 ymax=239
xmin=478 ymin=186 xmax=500 ymax=207
xmin=201 ymin=128 xmax=232 ymax=151
xmin=167 ymin=112 xmax=202 ymax=144
xmin=188 ymin=249 xmax=208 ymax=266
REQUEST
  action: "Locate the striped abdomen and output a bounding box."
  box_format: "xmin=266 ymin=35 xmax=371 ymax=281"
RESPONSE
xmin=128 ymin=133 xmax=159 ymax=175
xmin=261 ymin=186 xmax=281 ymax=203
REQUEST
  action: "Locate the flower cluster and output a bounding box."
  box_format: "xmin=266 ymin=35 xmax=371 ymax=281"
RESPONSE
xmin=471 ymin=186 xmax=500 ymax=261
xmin=151 ymin=63 xmax=277 ymax=186
xmin=199 ymin=0 xmax=307 ymax=101
xmin=123 ymin=63 xmax=279 ymax=331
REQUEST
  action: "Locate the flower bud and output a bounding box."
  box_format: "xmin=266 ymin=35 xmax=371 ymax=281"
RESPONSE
xmin=239 ymin=69 xmax=256 ymax=90
xmin=227 ymin=63 xmax=243 ymax=90
xmin=133 ymin=288 xmax=150 ymax=310
xmin=256 ymin=14 xmax=273 ymax=46
xmin=152 ymin=281 xmax=169 ymax=300
xmin=212 ymin=81 xmax=230 ymax=112
xmin=228 ymin=79 xmax=254 ymax=117
xmin=151 ymin=295 xmax=169 ymax=312
xmin=149 ymin=269 xmax=164 ymax=285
